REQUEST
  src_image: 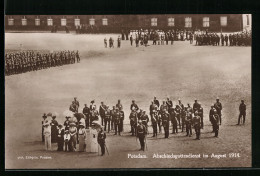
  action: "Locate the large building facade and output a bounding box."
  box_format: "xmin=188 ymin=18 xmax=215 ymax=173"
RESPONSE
xmin=5 ymin=14 xmax=250 ymax=33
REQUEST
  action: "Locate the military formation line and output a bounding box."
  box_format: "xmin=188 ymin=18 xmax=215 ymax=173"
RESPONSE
xmin=5 ymin=50 xmax=80 ymax=76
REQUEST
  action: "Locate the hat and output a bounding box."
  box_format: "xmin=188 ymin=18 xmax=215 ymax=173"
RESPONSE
xmin=216 ymin=97 xmax=219 ymax=100
xmin=74 ymin=97 xmax=77 ymax=99
xmin=70 ymin=122 xmax=76 ymax=127
xmin=58 ymin=124 xmax=62 ymax=128
xmin=52 ymin=116 xmax=56 ymax=119
xmin=91 ymin=100 xmax=95 ymax=103
xmin=178 ymin=98 xmax=181 ymax=101
xmin=47 ymin=112 xmax=52 ymax=117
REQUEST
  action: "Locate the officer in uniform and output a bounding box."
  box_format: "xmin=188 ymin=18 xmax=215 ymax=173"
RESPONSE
xmin=192 ymin=111 xmax=201 ymax=140
xmin=130 ymin=100 xmax=139 ymax=111
xmin=99 ymin=102 xmax=106 ymax=126
xmin=110 ymin=106 xmax=116 ymax=131
xmin=151 ymin=108 xmax=159 ymax=137
xmin=129 ymin=109 xmax=138 ymax=136
xmin=209 ymin=104 xmax=216 ymax=132
xmin=140 ymin=111 xmax=149 ymax=132
xmin=185 ymin=107 xmax=193 ymax=137
xmin=175 ymin=105 xmax=182 ymax=129
xmin=104 ymin=106 xmax=111 ymax=133
xmin=136 ymin=120 xmax=146 ymax=151
xmin=198 ymin=104 xmax=204 ymax=129
xmin=169 ymin=106 xmax=177 ymax=134
xmin=83 ymin=104 xmax=90 ymax=129
xmin=119 ymin=109 xmax=125 ymax=133
xmin=97 ymin=127 xmax=106 ymax=156
xmin=161 ymin=109 xmax=170 ymax=138
xmin=114 ymin=108 xmax=121 ymax=135
xmin=237 ymin=100 xmax=246 ymax=125
xmin=214 ymin=98 xmax=222 ymax=125
xmin=212 ymin=110 xmax=220 ymax=137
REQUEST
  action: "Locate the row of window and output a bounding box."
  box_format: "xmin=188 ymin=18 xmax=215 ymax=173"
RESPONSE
xmin=7 ymin=16 xmax=228 ymax=27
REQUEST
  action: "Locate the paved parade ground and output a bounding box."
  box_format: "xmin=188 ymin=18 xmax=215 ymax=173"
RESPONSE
xmin=5 ymin=32 xmax=251 ymax=169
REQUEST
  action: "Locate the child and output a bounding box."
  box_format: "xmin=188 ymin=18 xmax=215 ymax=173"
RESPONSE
xmin=64 ymin=130 xmax=71 ymax=152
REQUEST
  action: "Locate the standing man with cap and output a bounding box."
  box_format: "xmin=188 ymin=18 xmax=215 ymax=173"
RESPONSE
xmin=114 ymin=108 xmax=121 ymax=135
xmin=104 ymin=106 xmax=111 ymax=133
xmin=161 ymin=109 xmax=170 ymax=138
xmin=136 ymin=120 xmax=146 ymax=151
xmin=237 ymin=100 xmax=246 ymax=125
xmin=97 ymin=127 xmax=106 ymax=156
xmin=212 ymin=110 xmax=220 ymax=137
xmin=129 ymin=109 xmax=138 ymax=136
xmin=214 ymin=97 xmax=223 ymax=125
xmin=193 ymin=111 xmax=201 ymax=140
xmin=99 ymin=102 xmax=106 ymax=126
xmin=119 ymin=109 xmax=125 ymax=133
xmin=209 ymin=104 xmax=216 ymax=132
xmin=198 ymin=104 xmax=204 ymax=129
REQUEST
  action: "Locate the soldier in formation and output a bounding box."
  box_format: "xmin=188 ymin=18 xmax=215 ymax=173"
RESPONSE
xmin=5 ymin=50 xmax=80 ymax=76
xmin=195 ymin=31 xmax=251 ymax=46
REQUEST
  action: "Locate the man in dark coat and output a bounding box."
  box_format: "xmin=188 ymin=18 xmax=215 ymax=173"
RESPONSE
xmin=97 ymin=127 xmax=107 ymax=156
xmin=99 ymin=102 xmax=106 ymax=126
xmin=237 ymin=100 xmax=246 ymax=125
xmin=214 ymin=98 xmax=223 ymax=125
xmin=136 ymin=120 xmax=146 ymax=151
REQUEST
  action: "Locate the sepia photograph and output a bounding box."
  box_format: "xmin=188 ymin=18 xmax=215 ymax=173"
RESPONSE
xmin=5 ymin=14 xmax=251 ymax=169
